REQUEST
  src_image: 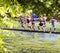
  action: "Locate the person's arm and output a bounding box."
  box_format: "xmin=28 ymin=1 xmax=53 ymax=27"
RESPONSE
xmin=45 ymin=19 xmax=46 ymax=23
xmin=49 ymin=19 xmax=51 ymax=23
xmin=55 ymin=19 xmax=57 ymax=22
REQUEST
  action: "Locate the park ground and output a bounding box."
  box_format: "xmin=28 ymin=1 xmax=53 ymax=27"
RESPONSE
xmin=0 ymin=20 xmax=60 ymax=32
xmin=18 ymin=21 xmax=60 ymax=32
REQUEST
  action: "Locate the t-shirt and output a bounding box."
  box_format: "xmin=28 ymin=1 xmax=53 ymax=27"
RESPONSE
xmin=32 ymin=14 xmax=38 ymax=19
xmin=51 ymin=19 xmax=56 ymax=24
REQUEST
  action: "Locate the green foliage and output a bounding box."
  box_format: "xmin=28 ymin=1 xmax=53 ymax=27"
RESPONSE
xmin=17 ymin=0 xmax=60 ymax=19
xmin=0 ymin=0 xmax=60 ymax=20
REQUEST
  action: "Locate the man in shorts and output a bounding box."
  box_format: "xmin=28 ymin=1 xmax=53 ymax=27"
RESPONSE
xmin=49 ymin=17 xmax=57 ymax=32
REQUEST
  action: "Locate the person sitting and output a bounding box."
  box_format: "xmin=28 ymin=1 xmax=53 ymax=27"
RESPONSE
xmin=38 ymin=17 xmax=44 ymax=31
xmin=42 ymin=16 xmax=46 ymax=32
xmin=31 ymin=17 xmax=35 ymax=30
xmin=32 ymin=13 xmax=38 ymax=21
xmin=38 ymin=16 xmax=46 ymax=32
xmin=26 ymin=16 xmax=32 ymax=29
xmin=18 ymin=16 xmax=25 ymax=29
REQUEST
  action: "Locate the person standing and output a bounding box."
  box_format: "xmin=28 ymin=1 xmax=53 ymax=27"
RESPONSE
xmin=49 ymin=17 xmax=57 ymax=32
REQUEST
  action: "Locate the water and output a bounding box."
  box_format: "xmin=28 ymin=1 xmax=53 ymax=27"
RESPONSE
xmin=37 ymin=33 xmax=60 ymax=41
xmin=14 ymin=31 xmax=60 ymax=41
xmin=11 ymin=31 xmax=60 ymax=52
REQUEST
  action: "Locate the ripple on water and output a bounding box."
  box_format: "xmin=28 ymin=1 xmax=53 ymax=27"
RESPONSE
xmin=38 ymin=33 xmax=60 ymax=41
xmin=12 ymin=31 xmax=60 ymax=41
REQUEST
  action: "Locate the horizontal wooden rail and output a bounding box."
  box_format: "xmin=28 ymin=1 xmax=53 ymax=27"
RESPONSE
xmin=2 ymin=28 xmax=60 ymax=34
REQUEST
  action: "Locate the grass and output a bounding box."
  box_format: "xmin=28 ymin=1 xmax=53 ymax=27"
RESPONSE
xmin=18 ymin=22 xmax=60 ymax=32
xmin=0 ymin=20 xmax=60 ymax=32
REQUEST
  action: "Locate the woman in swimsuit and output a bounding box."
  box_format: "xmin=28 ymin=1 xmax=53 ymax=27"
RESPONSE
xmin=42 ymin=16 xmax=46 ymax=32
xmin=38 ymin=17 xmax=43 ymax=31
xmin=26 ymin=16 xmax=32 ymax=29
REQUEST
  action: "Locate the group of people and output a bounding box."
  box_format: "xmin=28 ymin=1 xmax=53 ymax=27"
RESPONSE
xmin=18 ymin=14 xmax=56 ymax=32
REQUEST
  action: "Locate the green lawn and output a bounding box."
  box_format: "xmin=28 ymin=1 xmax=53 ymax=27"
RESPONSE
xmin=18 ymin=22 xmax=60 ymax=32
xmin=0 ymin=20 xmax=60 ymax=32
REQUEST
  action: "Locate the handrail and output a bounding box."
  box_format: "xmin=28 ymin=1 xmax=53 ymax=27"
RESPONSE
xmin=1 ymin=28 xmax=60 ymax=34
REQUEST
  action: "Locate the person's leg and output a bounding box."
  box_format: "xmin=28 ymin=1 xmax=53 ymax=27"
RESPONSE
xmin=43 ymin=27 xmax=46 ymax=32
xmin=32 ymin=25 xmax=35 ymax=30
xmin=32 ymin=23 xmax=35 ymax=30
xmin=50 ymin=23 xmax=52 ymax=32
xmin=50 ymin=27 xmax=52 ymax=32
xmin=41 ymin=26 xmax=44 ymax=31
xmin=43 ymin=25 xmax=46 ymax=32
xmin=38 ymin=26 xmax=40 ymax=30
xmin=53 ymin=23 xmax=56 ymax=32
xmin=21 ymin=23 xmax=25 ymax=29
xmin=27 ymin=25 xmax=30 ymax=29
xmin=54 ymin=28 xmax=56 ymax=32
xmin=28 ymin=26 xmax=31 ymax=29
xmin=27 ymin=22 xmax=32 ymax=29
xmin=38 ymin=23 xmax=40 ymax=30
